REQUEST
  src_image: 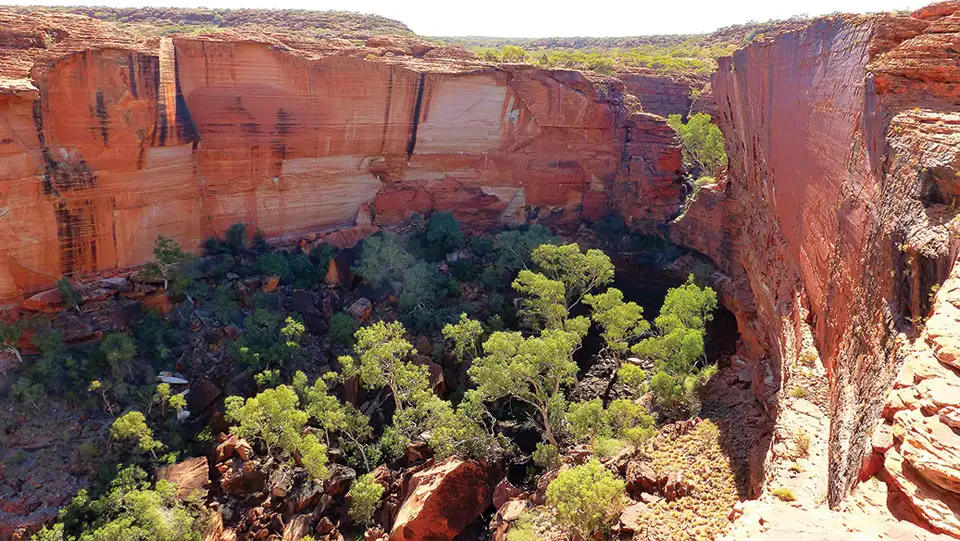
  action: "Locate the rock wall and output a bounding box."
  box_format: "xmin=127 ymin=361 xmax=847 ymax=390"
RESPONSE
xmin=689 ymin=2 xmax=960 ymax=520
xmin=0 ymin=11 xmax=686 ymax=303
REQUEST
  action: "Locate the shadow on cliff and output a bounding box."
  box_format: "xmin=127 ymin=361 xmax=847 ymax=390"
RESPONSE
xmin=700 ymin=349 xmax=776 ymax=500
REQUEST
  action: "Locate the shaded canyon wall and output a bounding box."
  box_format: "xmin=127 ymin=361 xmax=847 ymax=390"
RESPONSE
xmin=675 ymin=2 xmax=960 ymax=530
xmin=0 ymin=11 xmax=686 ymax=303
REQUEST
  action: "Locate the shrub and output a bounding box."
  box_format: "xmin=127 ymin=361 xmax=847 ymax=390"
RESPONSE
xmin=416 ymin=212 xmax=465 ymax=261
xmin=546 ymin=459 xmax=625 ymax=538
xmin=111 ymin=411 xmax=163 ymax=459
xmin=772 ymin=487 xmax=796 ymax=501
xmin=329 ymin=312 xmax=359 ymax=346
xmin=532 ymin=443 xmax=559 ymax=469
xmin=355 ymin=232 xmax=415 ymax=287
xmin=225 ymin=222 xmax=248 ymax=254
xmin=224 ymin=385 xmax=308 ymax=458
xmin=56 ymin=277 xmax=81 ymax=311
xmin=348 ymin=473 xmax=385 ymax=526
xmin=30 ymin=466 xmax=201 ymax=541
xmin=790 ymin=386 xmax=809 ymax=399
xmin=795 ymin=431 xmax=810 ymax=458
xmin=142 ymin=236 xmax=195 ymax=295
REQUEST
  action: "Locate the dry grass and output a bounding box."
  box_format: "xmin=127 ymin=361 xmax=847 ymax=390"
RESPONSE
xmin=772 ymin=487 xmax=796 ymax=501
xmin=631 ymin=420 xmax=739 ymax=541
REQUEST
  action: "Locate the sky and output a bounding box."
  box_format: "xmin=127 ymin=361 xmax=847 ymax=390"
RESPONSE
xmin=6 ymin=0 xmax=928 ymax=37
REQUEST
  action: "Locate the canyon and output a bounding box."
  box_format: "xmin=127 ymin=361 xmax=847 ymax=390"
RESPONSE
xmin=1 ymin=2 xmax=960 ymax=540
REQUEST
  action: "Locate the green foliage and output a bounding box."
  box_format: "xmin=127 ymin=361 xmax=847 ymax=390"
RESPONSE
xmin=565 ymin=399 xmax=608 ymax=442
xmin=348 ymin=473 xmax=385 ymax=526
xmin=0 ymin=320 xmax=24 ymax=363
xmin=416 ymin=212 xmax=465 ymax=261
xmin=134 ymin=312 xmax=180 ymax=363
xmin=546 ymin=459 xmax=625 ymax=538
xmin=153 ymin=383 xmax=186 ymax=417
xmin=225 ymin=222 xmax=248 ymax=254
xmin=667 ymin=113 xmax=727 ymax=178
xmin=230 ymin=310 xmax=305 ymax=371
xmin=565 ymin=398 xmax=655 ymax=447
xmin=469 ymin=328 xmax=582 ymax=446
xmin=772 ymin=487 xmax=796 ymax=502
xmin=223 ymin=386 xmax=330 ymax=480
xmin=329 ymin=312 xmax=359 ymax=346
xmin=100 ymin=334 xmax=137 ymax=380
xmin=30 ymin=466 xmax=201 ymax=541
xmin=300 ymin=433 xmax=330 ymax=481
xmin=530 ymin=244 xmax=615 ymax=308
xmin=631 ymin=276 xmax=718 ymax=420
xmin=617 ymin=363 xmax=647 ymax=395
xmin=339 ymin=321 xmax=427 ymax=412
xmin=512 ymin=271 xmax=568 ymax=331
xmin=442 ymin=313 xmax=484 ymax=364
xmin=142 ymin=236 xmax=195 ymax=295
xmin=398 ymin=262 xmax=458 ymax=332
xmin=532 ymin=442 xmax=559 ymax=469
xmin=491 ymin=225 xmax=559 ymax=277
xmin=225 ymin=385 xmax=307 ymax=457
xmin=256 ymin=252 xmax=322 ymax=288
xmin=111 ymin=411 xmax=163 ymax=458
xmin=254 ymin=369 xmax=281 ymax=389
xmin=57 ymin=277 xmax=81 ymax=311
xmin=501 ymin=44 xmax=527 ymax=62
xmin=583 ymin=288 xmax=650 ymax=356
xmin=355 ymin=232 xmax=415 ymax=287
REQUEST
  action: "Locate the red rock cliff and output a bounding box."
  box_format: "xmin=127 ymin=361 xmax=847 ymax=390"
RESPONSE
xmin=681 ymin=1 xmax=960 ymax=519
xmin=0 ymin=11 xmax=685 ymax=302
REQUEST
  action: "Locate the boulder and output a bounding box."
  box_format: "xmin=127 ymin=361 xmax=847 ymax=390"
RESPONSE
xmin=619 ymin=501 xmax=649 ymax=534
xmin=348 ymin=298 xmax=373 ymax=322
xmin=188 ymin=377 xmax=223 ymax=415
xmin=325 ymin=464 xmax=357 ymax=498
xmin=263 ymin=276 xmax=280 ymax=293
xmin=390 ymin=458 xmax=494 ymax=541
xmin=625 ymin=460 xmax=658 ymax=496
xmin=157 ymin=456 xmax=209 ymax=500
xmin=20 ymin=288 xmax=64 ymax=312
xmin=492 ymin=478 xmax=522 ymax=510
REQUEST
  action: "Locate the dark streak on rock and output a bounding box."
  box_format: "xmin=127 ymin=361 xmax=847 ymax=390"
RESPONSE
xmin=406 ymin=72 xmax=426 ymax=159
xmin=95 ymin=91 xmax=109 ymax=146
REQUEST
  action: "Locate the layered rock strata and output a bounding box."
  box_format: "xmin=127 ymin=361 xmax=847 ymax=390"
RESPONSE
xmin=683 ymin=1 xmax=960 ymax=527
xmin=0 ymin=11 xmax=685 ymax=302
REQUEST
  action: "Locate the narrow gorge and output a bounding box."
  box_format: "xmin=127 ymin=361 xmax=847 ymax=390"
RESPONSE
xmin=1 ymin=3 xmax=959 ymax=541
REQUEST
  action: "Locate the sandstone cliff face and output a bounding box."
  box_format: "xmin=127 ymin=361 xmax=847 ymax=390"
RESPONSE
xmin=0 ymin=12 xmax=685 ymax=303
xmin=686 ymin=2 xmax=960 ymax=521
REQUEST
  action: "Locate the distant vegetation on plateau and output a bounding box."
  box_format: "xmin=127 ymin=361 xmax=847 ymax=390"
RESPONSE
xmin=432 ymin=17 xmax=811 ymax=74
xmin=3 ymin=6 xmax=413 ymax=37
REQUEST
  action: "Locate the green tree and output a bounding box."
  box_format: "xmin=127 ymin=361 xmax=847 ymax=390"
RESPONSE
xmin=420 ymin=211 xmax=465 ymax=261
xmin=469 ymin=329 xmax=581 ymax=447
xmin=100 ymin=333 xmax=137 ymax=380
xmin=57 ymin=277 xmax=81 ymax=311
xmin=530 ymin=243 xmax=614 ymax=309
xmin=491 ymin=225 xmax=558 ymax=275
xmin=583 ymin=288 xmax=650 ymax=358
xmin=546 ymin=459 xmax=626 ymax=539
xmin=224 ymin=385 xmax=307 ymax=457
xmin=565 ymin=398 xmax=608 ymax=443
xmin=513 ymin=271 xmax=568 ymax=331
xmin=355 ymin=232 xmax=415 ymax=287
xmin=111 ymin=411 xmax=163 ymax=459
xmin=442 ymin=313 xmax=483 ymax=364
xmin=339 ymin=321 xmax=428 ymax=412
xmin=300 ymin=433 xmax=330 ymax=481
xmin=31 ymin=466 xmax=201 ymax=541
xmin=348 ymin=473 xmax=385 ymax=526
xmin=501 ymin=45 xmax=528 ymax=62
xmin=329 ymin=312 xmax=359 ymax=346
xmin=667 ymin=113 xmax=727 ymax=178
xmin=0 ymin=320 xmax=24 ymax=364
xmin=142 ymin=236 xmax=194 ymax=294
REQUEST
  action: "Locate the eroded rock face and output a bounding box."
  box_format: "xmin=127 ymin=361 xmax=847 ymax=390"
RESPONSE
xmin=690 ymin=2 xmax=960 ymax=512
xmin=389 ymin=458 xmax=495 ymax=541
xmin=0 ymin=11 xmax=685 ymax=302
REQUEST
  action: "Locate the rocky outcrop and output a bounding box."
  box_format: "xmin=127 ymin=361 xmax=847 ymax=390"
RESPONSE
xmin=390 ymin=458 xmax=496 ymax=541
xmin=0 ymin=10 xmax=685 ymax=302
xmin=617 ymin=70 xmax=708 ymax=119
xmin=686 ymin=1 xmax=960 ymax=516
